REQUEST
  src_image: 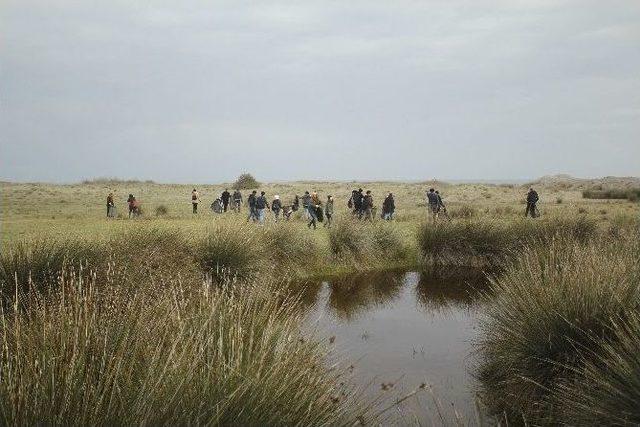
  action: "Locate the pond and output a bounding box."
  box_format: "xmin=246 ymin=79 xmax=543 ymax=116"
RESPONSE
xmin=301 ymin=269 xmax=491 ymax=424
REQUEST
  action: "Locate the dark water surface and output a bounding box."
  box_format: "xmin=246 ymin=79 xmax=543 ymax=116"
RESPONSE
xmin=301 ymin=270 xmax=490 ymax=424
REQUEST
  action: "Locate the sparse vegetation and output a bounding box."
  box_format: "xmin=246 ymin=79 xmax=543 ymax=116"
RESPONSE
xmin=155 ymin=204 xmax=169 ymax=216
xmin=583 ymin=187 xmax=640 ymax=202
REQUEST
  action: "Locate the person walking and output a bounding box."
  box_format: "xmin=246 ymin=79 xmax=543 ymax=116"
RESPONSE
xmin=191 ymin=189 xmax=200 ymax=214
xmin=382 ymin=192 xmax=395 ymax=220
xmin=127 ymin=194 xmax=136 ymax=218
xmin=363 ymin=190 xmax=374 ymax=221
xmin=435 ymin=190 xmax=448 ymax=219
xmin=354 ymin=188 xmax=364 ymax=218
xmin=247 ymin=190 xmax=257 ymax=222
xmin=255 ymin=191 xmax=270 ymax=225
xmin=427 ymin=188 xmax=439 ymax=223
xmin=308 ymin=192 xmax=321 ymax=229
xmin=232 ymin=189 xmax=243 ymax=212
xmin=107 ymin=192 xmax=115 ymax=218
xmin=271 ymin=195 xmax=282 ymax=222
xmin=525 ymin=187 xmax=539 ymax=218
xmin=221 ymin=189 xmax=231 ymax=212
xmin=324 ymin=195 xmax=334 ymax=228
xmin=302 ymin=191 xmax=312 ymax=220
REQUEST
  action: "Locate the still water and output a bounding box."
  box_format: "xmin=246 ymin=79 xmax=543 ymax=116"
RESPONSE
xmin=301 ymin=270 xmax=490 ymax=424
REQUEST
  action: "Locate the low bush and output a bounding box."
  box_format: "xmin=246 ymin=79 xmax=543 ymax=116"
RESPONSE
xmin=477 ymin=234 xmax=640 ymax=423
xmin=233 ymin=173 xmax=260 ymax=190
xmin=448 ymin=205 xmax=477 ymax=219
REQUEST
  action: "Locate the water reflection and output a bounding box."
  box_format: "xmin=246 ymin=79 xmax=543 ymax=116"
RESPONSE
xmin=302 ymin=269 xmax=491 ymax=424
xmin=327 ymin=271 xmax=405 ymax=320
xmin=416 ymin=268 xmax=490 ymax=314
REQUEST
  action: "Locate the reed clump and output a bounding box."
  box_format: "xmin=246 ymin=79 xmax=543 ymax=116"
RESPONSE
xmin=0 ymin=268 xmax=367 ymax=425
xmin=417 ymin=216 xmax=597 ymax=267
xmin=477 ymin=233 xmax=640 ymax=423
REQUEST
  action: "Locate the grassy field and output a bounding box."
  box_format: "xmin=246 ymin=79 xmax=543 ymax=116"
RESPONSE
xmin=1 ymin=177 xmax=639 ymax=424
xmin=2 ymin=178 xmax=637 ymax=245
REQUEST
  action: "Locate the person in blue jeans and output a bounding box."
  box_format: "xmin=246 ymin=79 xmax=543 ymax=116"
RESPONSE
xmin=255 ymin=191 xmax=270 ymax=225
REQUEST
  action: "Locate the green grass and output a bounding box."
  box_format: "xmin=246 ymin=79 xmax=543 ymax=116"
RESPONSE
xmin=476 ymin=231 xmax=640 ymax=423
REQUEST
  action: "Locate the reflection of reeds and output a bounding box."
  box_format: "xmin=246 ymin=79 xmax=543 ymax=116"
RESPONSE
xmin=415 ymin=269 xmax=489 ymax=313
xmin=326 ymin=271 xmax=406 ymax=320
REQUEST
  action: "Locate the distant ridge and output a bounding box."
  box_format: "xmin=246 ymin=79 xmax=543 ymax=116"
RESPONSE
xmin=528 ymin=174 xmax=640 ymax=190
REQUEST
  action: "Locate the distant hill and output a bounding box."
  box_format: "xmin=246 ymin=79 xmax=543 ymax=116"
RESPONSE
xmin=528 ymin=174 xmax=640 ymax=190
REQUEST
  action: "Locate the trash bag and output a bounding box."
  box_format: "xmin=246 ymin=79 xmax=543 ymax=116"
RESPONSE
xmin=211 ymin=199 xmax=223 ymax=214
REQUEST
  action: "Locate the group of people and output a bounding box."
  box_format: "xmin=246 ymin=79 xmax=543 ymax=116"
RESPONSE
xmin=107 ymin=186 xmax=543 ymax=223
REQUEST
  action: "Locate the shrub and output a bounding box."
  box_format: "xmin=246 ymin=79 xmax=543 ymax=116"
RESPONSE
xmin=233 ymin=173 xmax=260 ymax=190
xmin=155 ymin=204 xmax=169 ymax=216
xmin=556 ymin=197 xmax=563 ymax=204
xmin=0 ymin=271 xmax=365 ymax=425
xmin=477 ymin=234 xmax=640 ymax=423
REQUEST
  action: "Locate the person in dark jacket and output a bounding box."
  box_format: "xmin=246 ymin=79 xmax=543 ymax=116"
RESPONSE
xmin=221 ymin=189 xmax=231 ymax=212
xmin=292 ymin=195 xmax=300 ymax=212
xmin=247 ymin=190 xmax=257 ymax=222
xmin=271 ymin=195 xmax=282 ymax=222
xmin=525 ymin=188 xmax=539 ymax=218
xmin=382 ymin=193 xmax=395 ymax=220
xmin=107 ymin=192 xmax=115 ymax=218
xmin=308 ymin=192 xmax=321 ymax=229
xmin=363 ymin=190 xmax=374 ymax=221
xmin=354 ymin=188 xmax=364 ymax=218
xmin=255 ymin=191 xmax=270 ymax=224
xmin=232 ymin=190 xmax=243 ymax=212
xmin=427 ymin=188 xmax=439 ymax=222
xmin=302 ymin=191 xmax=312 ymax=219
xmin=324 ymin=195 xmax=334 ymax=228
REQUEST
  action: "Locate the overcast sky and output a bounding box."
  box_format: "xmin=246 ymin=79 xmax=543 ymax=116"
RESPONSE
xmin=2 ymin=0 xmax=639 ymax=183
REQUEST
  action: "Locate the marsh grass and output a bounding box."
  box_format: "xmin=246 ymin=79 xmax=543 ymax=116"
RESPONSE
xmin=583 ymin=188 xmax=640 ymax=201
xmin=0 ymin=269 xmax=368 ymax=425
xmin=197 ymin=224 xmax=262 ymax=282
xmin=555 ymin=313 xmax=640 ymax=425
xmin=417 ymin=216 xmax=597 ymax=267
xmin=327 ymin=219 xmax=373 ymax=260
xmin=477 ymin=233 xmax=640 ymax=423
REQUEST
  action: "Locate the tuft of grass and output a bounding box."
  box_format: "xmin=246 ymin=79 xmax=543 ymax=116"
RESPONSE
xmin=556 ymin=197 xmax=563 ymax=204
xmin=448 ymin=205 xmax=477 ymax=219
xmin=0 ymin=270 xmax=367 ymax=425
xmin=555 ymin=313 xmax=640 ymax=425
xmin=155 ymin=204 xmax=169 ymax=216
xmin=0 ymin=239 xmax=106 ymax=298
xmin=258 ymin=223 xmax=319 ymax=271
xmin=197 ymin=224 xmax=262 ymax=281
xmin=477 ymin=234 xmax=640 ymax=423
xmin=370 ymin=222 xmax=411 ymax=260
xmin=327 ymin=220 xmax=372 ymax=260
